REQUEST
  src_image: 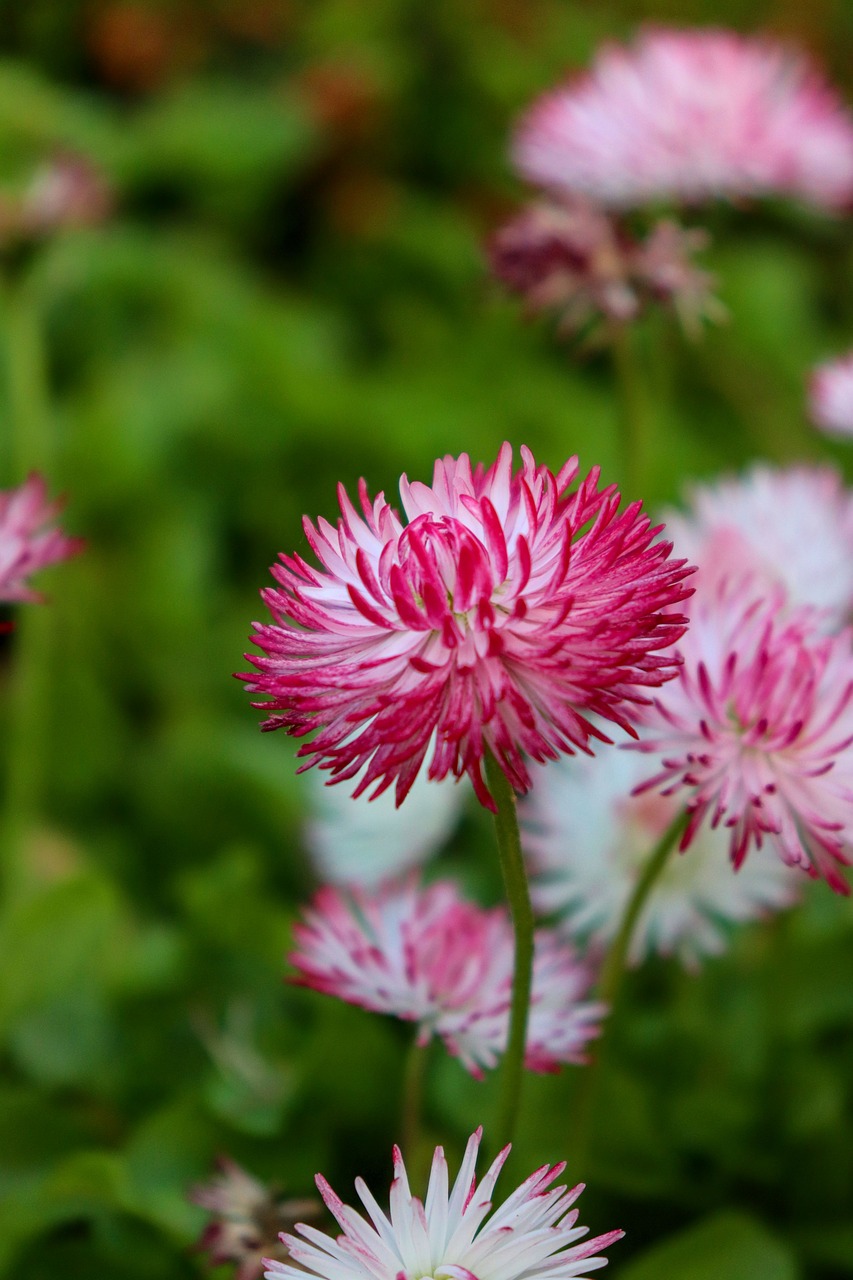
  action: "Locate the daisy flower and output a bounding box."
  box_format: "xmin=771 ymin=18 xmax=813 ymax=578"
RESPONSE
xmin=289 ymin=877 xmax=604 ymax=1078
xmin=632 ymin=575 xmax=853 ymax=893
xmin=264 ymin=1127 xmax=623 ymax=1280
xmin=241 ymin=443 xmax=692 ymax=808
xmin=513 ymin=27 xmax=853 ymax=211
xmin=0 ymin=473 xmax=83 ymax=603
xmin=809 ymin=350 xmax=853 ymax=438
xmin=663 ymin=464 xmax=853 ymax=630
xmin=522 ymin=746 xmax=799 ymax=967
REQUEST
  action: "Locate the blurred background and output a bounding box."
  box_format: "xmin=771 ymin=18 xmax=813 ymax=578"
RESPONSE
xmin=0 ymin=1 xmax=852 ymax=1277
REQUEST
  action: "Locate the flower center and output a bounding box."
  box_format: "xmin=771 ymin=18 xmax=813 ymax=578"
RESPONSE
xmin=395 ymin=515 xmax=498 ymax=646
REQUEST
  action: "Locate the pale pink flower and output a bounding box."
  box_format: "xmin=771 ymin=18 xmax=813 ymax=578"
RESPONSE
xmin=241 ymin=443 xmax=692 ymax=808
xmin=289 ymin=877 xmax=604 ymax=1078
xmin=523 ymin=746 xmax=799 ymax=967
xmin=0 ymin=473 xmax=83 ymax=603
xmin=191 ymin=1157 xmax=319 ymax=1280
xmin=265 ymin=1128 xmax=623 ymax=1280
xmin=809 ymin=350 xmax=853 ymax=437
xmin=632 ymin=576 xmax=853 ymax=893
xmin=513 ymin=28 xmax=853 ymax=211
xmin=663 ymin=464 xmax=853 ymax=630
xmin=631 ymin=220 xmax=725 ymax=336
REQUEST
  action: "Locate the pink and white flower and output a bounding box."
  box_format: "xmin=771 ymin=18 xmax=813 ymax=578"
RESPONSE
xmin=289 ymin=877 xmax=604 ymax=1077
xmin=523 ymin=746 xmax=799 ymax=967
xmin=265 ymin=1127 xmax=623 ymax=1280
xmin=241 ymin=443 xmax=692 ymax=808
xmin=191 ymin=1158 xmax=319 ymax=1280
xmin=632 ymin=576 xmax=853 ymax=894
xmin=663 ymin=464 xmax=853 ymax=630
xmin=809 ymin=350 xmax=853 ymax=438
xmin=0 ymin=473 xmax=83 ymax=603
xmin=513 ymin=28 xmax=853 ymax=211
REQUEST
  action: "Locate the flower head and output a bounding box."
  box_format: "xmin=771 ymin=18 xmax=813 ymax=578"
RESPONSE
xmin=241 ymin=444 xmax=692 ymax=808
xmin=513 ymin=27 xmax=853 ymax=211
xmin=523 ymin=747 xmax=799 ymax=967
xmin=632 ymin=576 xmax=853 ymax=893
xmin=265 ymin=1128 xmax=623 ymax=1280
xmin=289 ymin=877 xmax=603 ymax=1078
xmin=488 ymin=198 xmax=640 ymax=332
xmin=305 ymin=767 xmax=464 ymax=888
xmin=191 ymin=1157 xmax=320 ymax=1280
xmin=663 ymin=464 xmax=853 ymax=629
xmin=809 ymin=350 xmax=853 ymax=438
xmin=0 ymin=473 xmax=83 ymax=603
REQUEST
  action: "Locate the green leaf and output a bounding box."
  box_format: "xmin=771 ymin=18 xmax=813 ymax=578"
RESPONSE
xmin=620 ymin=1211 xmax=800 ymax=1280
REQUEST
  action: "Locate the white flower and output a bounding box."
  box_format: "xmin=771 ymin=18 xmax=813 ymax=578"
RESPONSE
xmin=522 ymin=746 xmax=800 ymax=967
xmin=809 ymin=351 xmax=853 ymax=438
xmin=265 ymin=1128 xmax=623 ymax=1280
xmin=663 ymin=464 xmax=853 ymax=629
xmin=304 ymin=766 xmax=464 ymax=887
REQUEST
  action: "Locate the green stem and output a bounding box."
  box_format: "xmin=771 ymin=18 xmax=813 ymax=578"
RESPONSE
xmin=484 ymin=752 xmax=535 ymax=1149
xmin=569 ymin=808 xmax=688 ymax=1173
xmin=610 ymin=322 xmax=646 ymax=497
xmin=400 ymin=1034 xmax=427 ymax=1158
xmin=2 ymin=275 xmax=55 ymax=901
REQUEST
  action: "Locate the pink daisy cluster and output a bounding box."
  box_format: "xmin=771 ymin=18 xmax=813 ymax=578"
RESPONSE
xmin=809 ymin=350 xmax=853 ymax=438
xmin=289 ymin=878 xmax=603 ymax=1077
xmin=0 ymin=473 xmax=83 ymax=604
xmin=242 ymin=443 xmax=692 ymax=808
xmin=265 ymin=1128 xmax=623 ymax=1280
xmin=513 ymin=27 xmax=853 ymax=211
xmin=633 ymin=570 xmax=853 ymax=894
xmin=626 ymin=465 xmax=853 ymax=894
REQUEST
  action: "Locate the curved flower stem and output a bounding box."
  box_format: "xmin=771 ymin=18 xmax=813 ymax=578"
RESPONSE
xmin=610 ymin=322 xmax=646 ymax=497
xmin=569 ymin=808 xmax=689 ymax=1172
xmin=484 ymin=752 xmax=534 ymax=1149
xmin=400 ymin=1034 xmax=428 ymax=1159
xmin=2 ymin=275 xmax=55 ymax=901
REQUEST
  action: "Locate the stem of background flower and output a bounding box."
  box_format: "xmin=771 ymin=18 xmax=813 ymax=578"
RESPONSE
xmin=610 ymin=322 xmax=647 ymax=497
xmin=400 ymin=1034 xmax=427 ymax=1161
xmin=568 ymin=808 xmax=688 ymax=1174
xmin=2 ymin=274 xmax=55 ymax=902
xmin=484 ymin=751 xmax=535 ymax=1150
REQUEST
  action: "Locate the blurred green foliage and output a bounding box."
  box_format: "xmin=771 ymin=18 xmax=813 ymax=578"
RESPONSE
xmin=0 ymin=1 xmax=852 ymax=1277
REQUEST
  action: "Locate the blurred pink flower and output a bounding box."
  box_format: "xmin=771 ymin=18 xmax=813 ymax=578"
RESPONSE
xmin=289 ymin=877 xmax=604 ymax=1077
xmin=265 ymin=1128 xmax=623 ymax=1280
xmin=809 ymin=350 xmax=853 ymax=437
xmin=513 ymin=27 xmax=853 ymax=210
xmin=241 ymin=443 xmax=692 ymax=808
xmin=632 ymin=576 xmax=853 ymax=893
xmin=0 ymin=473 xmax=83 ymax=603
xmin=191 ymin=1157 xmax=319 ymax=1280
xmin=488 ymin=198 xmax=640 ymax=332
xmin=663 ymin=464 xmax=853 ymax=629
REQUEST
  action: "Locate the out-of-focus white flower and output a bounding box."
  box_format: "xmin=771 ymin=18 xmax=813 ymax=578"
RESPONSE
xmin=663 ymin=464 xmax=853 ymax=629
xmin=304 ymin=765 xmax=464 ymax=887
xmin=522 ymin=746 xmax=800 ymax=967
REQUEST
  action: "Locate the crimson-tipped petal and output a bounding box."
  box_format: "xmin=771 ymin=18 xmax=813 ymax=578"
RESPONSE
xmin=240 ymin=443 xmax=692 ymax=808
xmin=265 ymin=1129 xmax=623 ymax=1280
